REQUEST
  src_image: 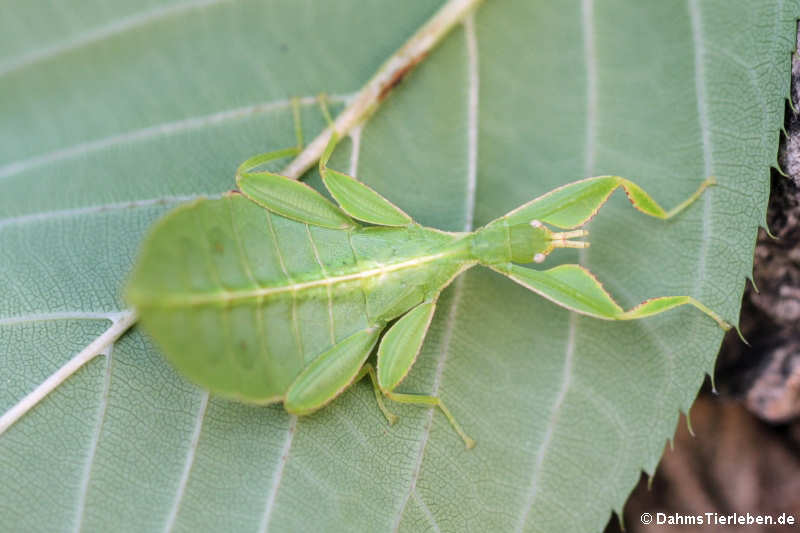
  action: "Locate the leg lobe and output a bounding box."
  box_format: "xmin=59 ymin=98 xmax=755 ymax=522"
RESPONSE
xmin=495 ymin=175 xmax=715 ymax=230
xmin=377 ymin=300 xmax=437 ymax=391
xmin=284 ymin=327 xmax=381 ymax=415
xmin=319 ymin=133 xmax=412 ymax=227
xmin=236 ymin=147 xmax=355 ymax=230
xmin=495 ymin=263 xmax=732 ymax=331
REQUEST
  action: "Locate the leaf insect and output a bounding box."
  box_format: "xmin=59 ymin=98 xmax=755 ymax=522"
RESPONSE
xmin=126 ymin=102 xmax=731 ymax=449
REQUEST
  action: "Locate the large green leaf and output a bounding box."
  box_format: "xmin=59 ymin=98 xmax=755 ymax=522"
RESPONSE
xmin=0 ymin=1 xmax=796 ymax=531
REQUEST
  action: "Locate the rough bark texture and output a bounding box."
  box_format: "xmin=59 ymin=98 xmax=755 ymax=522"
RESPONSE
xmin=605 ymin=27 xmax=800 ymax=533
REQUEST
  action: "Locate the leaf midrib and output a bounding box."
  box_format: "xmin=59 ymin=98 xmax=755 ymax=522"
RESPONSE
xmin=389 ymin=13 xmax=481 ymax=532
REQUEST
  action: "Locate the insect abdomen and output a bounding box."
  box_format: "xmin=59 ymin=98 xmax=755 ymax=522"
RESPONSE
xmin=128 ymin=196 xmax=370 ymax=402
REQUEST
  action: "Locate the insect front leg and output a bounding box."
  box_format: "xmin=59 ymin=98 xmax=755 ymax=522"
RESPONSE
xmin=492 ymin=263 xmax=732 ymax=332
xmin=495 ymin=175 xmax=716 ymax=230
xmin=376 ymin=300 xmax=476 ymax=449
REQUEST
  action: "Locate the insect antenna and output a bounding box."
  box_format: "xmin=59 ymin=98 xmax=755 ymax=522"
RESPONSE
xmin=551 ymin=229 xmax=590 ymax=249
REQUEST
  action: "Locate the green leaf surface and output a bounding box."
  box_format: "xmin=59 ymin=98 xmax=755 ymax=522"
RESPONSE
xmin=0 ymin=1 xmax=796 ymax=532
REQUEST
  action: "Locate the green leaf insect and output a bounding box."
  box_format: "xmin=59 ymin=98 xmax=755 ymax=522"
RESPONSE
xmin=126 ymin=118 xmax=731 ymax=450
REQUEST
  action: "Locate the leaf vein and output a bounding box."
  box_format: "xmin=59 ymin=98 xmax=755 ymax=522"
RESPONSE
xmin=264 ymin=211 xmax=305 ymax=364
xmin=73 ymin=344 xmax=115 ymax=533
xmin=162 ymin=391 xmax=209 ymax=533
xmin=515 ymin=312 xmax=577 ymax=532
xmin=0 ymin=94 xmax=354 ymax=182
xmin=689 ymin=0 xmax=715 ymax=323
xmin=0 ymin=311 xmax=124 ymax=326
xmin=0 ymin=195 xmax=216 ymax=231
xmin=305 ymin=225 xmax=336 ymax=345
xmin=257 ymin=415 xmax=297 ymax=533
xmin=0 ymin=310 xmax=137 ymax=435
xmin=0 ymin=0 xmax=232 ymax=79
xmin=516 ymin=2 xmax=593 ymax=527
xmin=393 ymin=15 xmax=479 ymax=530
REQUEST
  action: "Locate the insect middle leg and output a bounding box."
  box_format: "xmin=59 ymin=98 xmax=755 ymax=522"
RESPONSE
xmin=383 ymin=391 xmax=475 ymax=449
xmin=494 ymin=262 xmax=733 ymax=333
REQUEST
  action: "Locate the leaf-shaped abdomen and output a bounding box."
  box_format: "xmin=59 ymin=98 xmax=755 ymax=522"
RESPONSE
xmin=127 ymin=195 xmax=370 ymax=403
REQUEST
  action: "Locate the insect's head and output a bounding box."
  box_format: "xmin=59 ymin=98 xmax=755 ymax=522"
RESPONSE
xmin=471 ymin=220 xmax=590 ymax=266
xmin=527 ymin=220 xmax=589 ymax=264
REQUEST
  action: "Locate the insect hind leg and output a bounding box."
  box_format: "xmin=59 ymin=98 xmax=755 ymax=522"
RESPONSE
xmin=375 ymin=300 xmax=476 ymax=449
xmin=384 ymin=391 xmax=475 ymax=449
